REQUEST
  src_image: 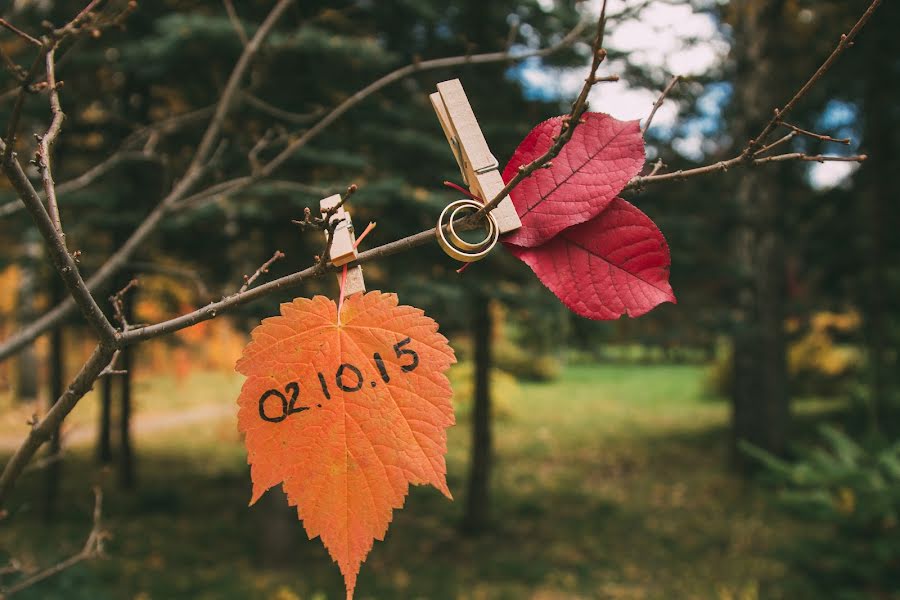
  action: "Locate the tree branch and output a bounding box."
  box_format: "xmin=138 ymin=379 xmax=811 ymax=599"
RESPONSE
xmin=642 ymin=75 xmax=680 ymax=136
xmin=743 ymin=0 xmax=882 ymax=156
xmin=0 ymin=487 xmax=107 ymax=598
xmin=0 ymin=0 xmax=880 ymax=508
xmin=0 ymin=10 xmax=591 ymax=362
xmin=0 ymin=0 xmax=295 ymax=361
xmin=0 ymin=18 xmax=41 ymax=47
xmin=239 ymin=251 xmax=285 ymax=293
xmin=35 ymin=48 xmax=65 ymax=234
xmin=0 ymin=137 xmax=117 ymax=343
xmin=0 ymin=346 xmax=114 ymax=503
xmin=222 ymin=0 xmax=249 ymax=47
xmin=474 ymin=4 xmax=609 ymax=221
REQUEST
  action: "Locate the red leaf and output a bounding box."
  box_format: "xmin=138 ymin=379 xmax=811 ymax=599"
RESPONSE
xmin=507 ymin=198 xmax=675 ymax=320
xmin=235 ymin=292 xmax=456 ymax=599
xmin=501 ymin=112 xmax=645 ymax=248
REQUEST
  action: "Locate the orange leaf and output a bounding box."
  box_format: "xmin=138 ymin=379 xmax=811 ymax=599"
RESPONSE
xmin=235 ymin=292 xmax=456 ymax=599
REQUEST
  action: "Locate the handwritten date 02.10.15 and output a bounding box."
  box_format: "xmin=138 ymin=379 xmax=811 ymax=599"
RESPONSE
xmin=257 ymin=337 xmax=420 ymax=423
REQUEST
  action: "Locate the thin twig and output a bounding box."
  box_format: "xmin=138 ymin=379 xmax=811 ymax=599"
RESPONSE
xmin=754 ymin=152 xmax=865 ymax=165
xmin=35 ymin=48 xmax=65 ymax=235
xmin=753 ymin=132 xmax=796 ymax=156
xmin=0 ymin=346 xmax=114 ymax=503
xmin=98 ymin=349 xmax=125 ymax=378
xmin=0 ymin=152 xmax=157 ymax=218
xmin=0 ymin=47 xmax=27 ymax=82
xmin=0 ymin=0 xmax=295 ymax=362
xmin=0 ymin=12 xmax=591 ymax=364
xmin=780 ymin=121 xmax=851 ymax=145
xmin=0 ymin=137 xmax=117 ymax=344
xmin=743 ymin=0 xmax=882 ymax=156
xmin=223 ymin=0 xmax=249 ymax=47
xmin=626 ymin=152 xmax=866 ymax=190
xmin=2 ymin=50 xmax=46 ymax=164
xmin=0 ymin=18 xmax=41 ymax=46
xmin=109 ymin=279 xmax=139 ymax=331
xmin=1 ymin=487 xmax=107 ymax=598
xmin=475 ymin=3 xmax=610 ymax=221
xmin=242 ymin=93 xmax=324 ymax=125
xmin=239 ymin=251 xmax=285 ymax=293
xmin=643 ymin=75 xmax=680 ymax=136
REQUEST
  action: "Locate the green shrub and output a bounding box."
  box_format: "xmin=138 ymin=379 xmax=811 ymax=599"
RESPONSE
xmin=743 ymin=427 xmax=900 ymax=599
xmin=493 ymin=339 xmax=562 ymax=382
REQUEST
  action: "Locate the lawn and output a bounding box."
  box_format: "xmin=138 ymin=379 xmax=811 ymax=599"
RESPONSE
xmin=0 ymin=365 xmax=821 ymax=599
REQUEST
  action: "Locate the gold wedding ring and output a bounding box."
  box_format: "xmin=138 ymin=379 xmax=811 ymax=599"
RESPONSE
xmin=436 ymin=199 xmax=499 ymax=262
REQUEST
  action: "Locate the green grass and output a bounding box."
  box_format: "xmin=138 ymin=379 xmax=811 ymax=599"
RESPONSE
xmin=0 ymin=365 xmax=821 ymax=599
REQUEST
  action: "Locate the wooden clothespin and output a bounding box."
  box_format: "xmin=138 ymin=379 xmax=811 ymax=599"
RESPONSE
xmin=320 ymin=194 xmax=365 ymax=296
xmin=430 ymin=79 xmax=522 ymax=235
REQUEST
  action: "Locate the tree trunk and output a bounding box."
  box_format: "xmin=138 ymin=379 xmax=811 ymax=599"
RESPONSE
xmin=15 ymin=232 xmax=41 ymax=404
xmin=118 ymin=279 xmax=135 ymax=490
xmin=729 ymin=0 xmax=791 ymax=467
xmin=43 ymin=276 xmax=65 ymax=520
xmin=97 ymin=374 xmax=113 ymax=464
xmin=858 ymin=5 xmax=898 ymax=428
xmin=461 ymin=295 xmax=492 ymax=534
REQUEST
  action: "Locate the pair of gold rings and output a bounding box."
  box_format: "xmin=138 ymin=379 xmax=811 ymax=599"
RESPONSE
xmin=436 ymin=199 xmax=499 ymax=263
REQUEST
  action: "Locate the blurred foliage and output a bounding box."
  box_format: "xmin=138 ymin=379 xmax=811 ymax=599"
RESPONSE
xmin=448 ymin=361 xmax=516 ymax=420
xmin=707 ymin=311 xmax=865 ymax=398
xmin=743 ymin=427 xmax=900 ymax=600
xmin=787 ymin=311 xmax=864 ymax=396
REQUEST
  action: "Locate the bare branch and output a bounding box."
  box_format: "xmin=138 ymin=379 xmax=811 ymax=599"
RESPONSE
xmin=780 ymin=121 xmax=851 ymax=146
xmin=743 ymin=0 xmax=882 ymax=156
xmin=223 ymin=0 xmax=249 ymax=47
xmin=753 ymin=152 xmax=866 ymax=165
xmin=753 ymin=132 xmax=796 ymax=157
xmin=0 ymin=46 xmax=28 ymax=82
xmin=642 ymin=75 xmax=680 ymax=136
xmin=239 ymin=251 xmax=285 ymax=293
xmin=0 ymin=0 xmax=295 ymax=361
xmin=0 ymin=18 xmax=41 ymax=47
xmin=475 ymin=4 xmax=609 ymax=220
xmin=0 ymin=152 xmax=157 ymax=218
xmin=0 ymin=137 xmax=117 ymax=343
xmin=0 ymin=345 xmax=114 ymax=503
xmin=626 ymin=152 xmax=866 ymax=190
xmin=2 ymin=50 xmax=47 ymax=164
xmin=242 ymin=92 xmax=324 ymax=125
xmin=0 ymin=11 xmax=591 ymax=363
xmin=35 ymin=48 xmax=65 ymax=234
xmin=109 ymin=279 xmax=139 ymax=331
xmin=0 ymin=487 xmax=107 ymax=597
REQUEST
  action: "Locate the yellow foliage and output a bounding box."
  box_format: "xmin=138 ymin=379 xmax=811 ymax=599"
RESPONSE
xmin=448 ymin=361 xmax=517 ymax=419
xmin=708 ymin=310 xmax=863 ymax=396
xmin=835 ymin=487 xmax=856 ymax=515
xmin=810 ymin=310 xmax=861 ymax=333
xmin=0 ymin=265 xmax=19 ymax=314
xmin=789 ymin=310 xmax=862 ymax=379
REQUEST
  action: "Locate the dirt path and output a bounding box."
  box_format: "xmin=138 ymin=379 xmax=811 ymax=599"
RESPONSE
xmin=0 ymin=402 xmax=235 ymax=452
